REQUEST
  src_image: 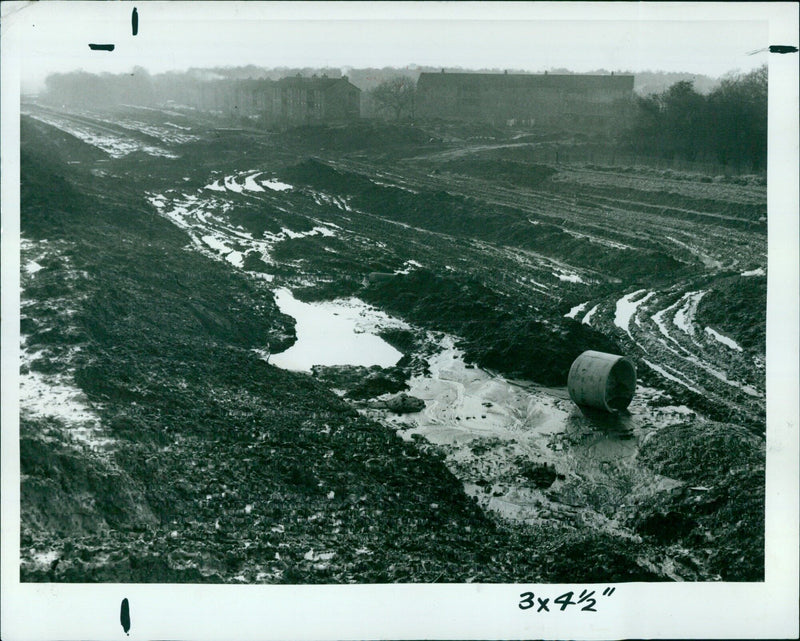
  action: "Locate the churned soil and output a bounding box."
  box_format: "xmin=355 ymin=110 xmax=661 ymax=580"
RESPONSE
xmin=18 ymin=106 xmax=766 ymax=583
xmin=19 ymin=114 xmax=663 ymax=583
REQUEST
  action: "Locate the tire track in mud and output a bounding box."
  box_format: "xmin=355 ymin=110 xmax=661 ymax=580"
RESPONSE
xmin=323 ymin=155 xmax=764 ymax=428
xmin=146 ymin=173 xmax=367 ymax=280
xmin=19 ymin=108 xmax=767 ymax=583
xmin=150 ymin=162 xmax=590 ymax=307
xmin=577 ymin=284 xmax=764 ymax=427
xmin=325 ymin=161 xmax=702 ymax=279
xmin=24 ymin=106 xmax=179 ymax=158
xmin=327 ymin=155 xmax=764 ymax=276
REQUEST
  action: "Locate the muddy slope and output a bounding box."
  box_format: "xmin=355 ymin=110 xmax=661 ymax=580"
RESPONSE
xmin=18 ymin=106 xmax=765 ymax=583
xmin=361 ymin=268 xmax=622 ymax=386
xmin=19 ymin=116 xmax=663 ymax=583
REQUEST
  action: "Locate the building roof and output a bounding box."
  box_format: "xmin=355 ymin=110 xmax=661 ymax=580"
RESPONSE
xmin=275 ymin=76 xmax=360 ymax=92
xmin=417 ymin=72 xmax=633 ymax=91
xmin=201 ymin=76 xmax=361 ymax=93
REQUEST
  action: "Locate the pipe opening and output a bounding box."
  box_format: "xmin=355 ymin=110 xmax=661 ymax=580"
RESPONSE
xmin=567 ymin=350 xmax=637 ymax=413
xmin=605 ymin=358 xmax=636 ymax=411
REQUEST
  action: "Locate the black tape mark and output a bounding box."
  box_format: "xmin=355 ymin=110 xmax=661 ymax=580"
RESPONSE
xmin=769 ymin=45 xmax=798 ymax=54
xmin=120 ymin=598 xmax=131 ymax=635
xmin=89 ymin=44 xmax=115 ymax=51
xmin=132 ymin=7 xmax=138 ymax=36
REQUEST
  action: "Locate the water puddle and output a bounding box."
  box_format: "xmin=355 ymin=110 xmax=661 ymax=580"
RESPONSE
xmin=582 ymin=303 xmax=600 ymax=325
xmin=704 ymin=326 xmax=743 ymax=351
xmin=360 ymin=333 xmax=687 ymax=531
xmin=673 ymin=291 xmax=706 ymax=335
xmin=564 ymin=301 xmax=588 ymax=319
xmin=267 ymin=288 xmax=406 ymax=372
xmin=204 ymin=172 xmax=293 ymax=194
xmin=614 ymin=289 xmax=654 ymax=337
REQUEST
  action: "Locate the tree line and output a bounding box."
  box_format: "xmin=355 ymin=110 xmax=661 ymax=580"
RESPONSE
xmin=367 ymin=67 xmax=768 ymax=173
xmin=41 ymin=64 xmax=767 ymax=172
xmin=625 ymin=66 xmax=767 ymax=171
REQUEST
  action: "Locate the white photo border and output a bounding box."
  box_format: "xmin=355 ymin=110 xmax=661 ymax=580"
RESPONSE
xmin=2 ymin=2 xmax=798 ymax=639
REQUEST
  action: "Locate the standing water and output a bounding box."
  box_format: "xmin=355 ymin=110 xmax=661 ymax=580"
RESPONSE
xmin=268 ymin=288 xmax=404 ymax=372
xmin=269 ymin=291 xmax=688 ymax=549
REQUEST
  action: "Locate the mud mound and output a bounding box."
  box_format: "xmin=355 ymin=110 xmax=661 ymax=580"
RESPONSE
xmin=20 ymin=151 xmax=91 ymax=239
xmin=20 ymin=426 xmax=158 ymax=535
xmin=441 ymin=158 xmax=558 ymax=188
xmin=283 ymin=158 xmax=375 ymax=192
xmin=285 ymin=159 xmax=684 ymax=281
xmin=635 ymin=421 xmax=764 ymax=580
xmin=363 ymin=269 xmax=621 ymax=386
xmin=476 ymin=316 xmax=622 ymax=385
xmin=227 ymin=202 xmax=311 ymax=237
xmin=311 ymin=364 xmax=409 ymax=400
xmin=21 ymin=115 xmax=109 ymax=164
xmin=518 ymin=462 xmax=558 ymax=489
xmin=696 ymin=274 xmax=766 ymax=353
xmin=543 ymin=533 xmax=665 ymax=583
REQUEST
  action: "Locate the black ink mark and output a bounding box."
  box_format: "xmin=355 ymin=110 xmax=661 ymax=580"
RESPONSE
xmin=602 ymin=586 xmax=616 ymax=596
xmin=748 ymin=45 xmax=799 ymax=55
xmin=120 ymin=598 xmax=131 ymax=635
xmin=132 ymin=7 xmax=138 ymax=36
xmin=554 ymin=590 xmax=576 ymax=611
xmin=89 ymin=44 xmax=115 ymax=51
xmin=536 ymin=597 xmax=550 ymax=612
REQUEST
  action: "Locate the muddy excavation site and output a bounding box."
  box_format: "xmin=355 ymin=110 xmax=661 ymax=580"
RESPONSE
xmin=19 ymin=103 xmax=766 ymax=584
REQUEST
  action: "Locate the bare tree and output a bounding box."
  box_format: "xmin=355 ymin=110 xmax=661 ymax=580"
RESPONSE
xmin=370 ymin=77 xmax=416 ymax=121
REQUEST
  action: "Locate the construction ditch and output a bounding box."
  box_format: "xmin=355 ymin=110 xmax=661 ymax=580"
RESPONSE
xmin=18 ymin=107 xmax=765 ymax=583
xmin=265 ymin=287 xmax=757 ymax=581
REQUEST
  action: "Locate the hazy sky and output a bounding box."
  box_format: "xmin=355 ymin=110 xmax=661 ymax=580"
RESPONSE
xmin=7 ymin=1 xmax=772 ymax=93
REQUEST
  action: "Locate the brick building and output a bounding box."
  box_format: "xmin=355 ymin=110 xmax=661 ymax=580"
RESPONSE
xmin=197 ymin=75 xmax=361 ymax=124
xmin=415 ymin=71 xmax=634 ymax=131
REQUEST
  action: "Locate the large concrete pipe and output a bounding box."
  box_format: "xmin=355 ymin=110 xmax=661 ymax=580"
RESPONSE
xmin=568 ymin=350 xmax=636 ymax=412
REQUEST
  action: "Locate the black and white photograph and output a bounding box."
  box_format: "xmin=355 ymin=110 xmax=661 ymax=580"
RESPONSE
xmin=1 ymin=2 xmax=798 ymax=639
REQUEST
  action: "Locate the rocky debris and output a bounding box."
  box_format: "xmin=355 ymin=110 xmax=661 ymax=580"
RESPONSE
xmin=469 ymin=436 xmax=505 ymax=456
xmin=369 ymin=392 xmax=426 ymax=414
xmin=518 ymin=462 xmax=559 ymax=489
xmin=634 ymin=509 xmax=698 ymax=544
xmin=311 ymin=364 xmax=409 ymax=400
